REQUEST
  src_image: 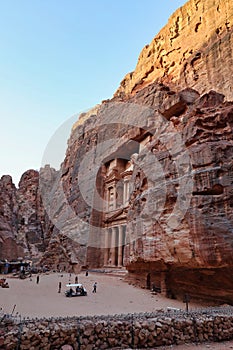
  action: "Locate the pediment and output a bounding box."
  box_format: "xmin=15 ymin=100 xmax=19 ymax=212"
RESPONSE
xmin=121 ymin=169 xmax=133 ymax=177
xmin=105 ymin=170 xmax=120 ymax=183
xmin=104 ymin=208 xmax=127 ymax=223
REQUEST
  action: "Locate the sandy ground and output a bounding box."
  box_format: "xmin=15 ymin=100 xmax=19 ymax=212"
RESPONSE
xmin=153 ymin=340 xmax=233 ymax=350
xmin=1 ymin=271 xmax=233 ymax=349
xmin=0 ymin=271 xmax=206 ymax=318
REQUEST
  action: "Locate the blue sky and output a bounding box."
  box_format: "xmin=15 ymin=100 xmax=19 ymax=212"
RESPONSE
xmin=0 ymin=0 xmax=186 ymax=186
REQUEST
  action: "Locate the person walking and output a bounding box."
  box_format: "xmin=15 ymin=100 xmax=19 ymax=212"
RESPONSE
xmin=36 ymin=275 xmax=39 ymax=284
xmin=58 ymin=281 xmax=62 ymax=293
xmin=92 ymin=282 xmax=97 ymax=293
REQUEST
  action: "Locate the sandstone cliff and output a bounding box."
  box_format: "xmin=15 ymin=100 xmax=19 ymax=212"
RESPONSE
xmin=0 ymin=166 xmax=80 ymax=271
xmin=123 ymin=86 xmax=233 ymax=303
xmin=0 ymin=175 xmax=21 ymax=260
xmin=50 ymin=81 xmax=232 ymax=303
xmin=0 ymin=170 xmax=48 ymax=263
xmin=115 ymin=0 xmax=233 ymax=101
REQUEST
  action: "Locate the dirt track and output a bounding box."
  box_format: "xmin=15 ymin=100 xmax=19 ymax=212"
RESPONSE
xmin=0 ymin=271 xmax=207 ymax=318
xmin=157 ymin=339 xmax=233 ymax=349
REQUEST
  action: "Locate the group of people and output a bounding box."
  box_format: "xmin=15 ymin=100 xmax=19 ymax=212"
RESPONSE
xmin=67 ymin=284 xmax=86 ymax=296
xmin=65 ymin=282 xmax=97 ymax=295
xmin=34 ymin=270 xmax=97 ymax=295
xmin=58 ymin=271 xmax=97 ymax=295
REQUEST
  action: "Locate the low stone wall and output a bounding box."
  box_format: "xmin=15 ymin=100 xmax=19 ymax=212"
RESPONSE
xmin=1 ymin=307 xmax=233 ymax=350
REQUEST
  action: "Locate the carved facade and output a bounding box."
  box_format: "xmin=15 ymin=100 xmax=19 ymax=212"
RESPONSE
xmin=103 ymin=157 xmax=134 ymax=267
xmin=92 ymin=135 xmax=151 ymax=269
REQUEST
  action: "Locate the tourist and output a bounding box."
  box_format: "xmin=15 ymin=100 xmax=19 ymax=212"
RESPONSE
xmin=85 ymin=270 xmax=88 ymax=276
xmin=92 ymin=282 xmax=97 ymax=293
xmin=80 ymin=285 xmax=85 ymax=295
xmin=58 ymin=281 xmax=62 ymax=293
xmin=36 ymin=275 xmax=39 ymax=284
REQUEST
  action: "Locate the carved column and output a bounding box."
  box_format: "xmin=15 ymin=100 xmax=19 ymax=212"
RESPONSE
xmin=104 ymin=186 xmax=108 ymax=212
xmin=113 ymin=185 xmax=117 ymax=210
xmin=110 ymin=227 xmax=117 ymax=266
xmin=123 ymin=180 xmax=128 ymax=205
xmin=104 ymin=228 xmax=109 ymax=266
xmin=108 ymin=187 xmax=113 ymax=211
xmin=118 ymin=225 xmax=123 ymax=266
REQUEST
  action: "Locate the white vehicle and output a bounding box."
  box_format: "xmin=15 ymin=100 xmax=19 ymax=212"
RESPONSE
xmin=65 ymin=283 xmax=87 ymax=297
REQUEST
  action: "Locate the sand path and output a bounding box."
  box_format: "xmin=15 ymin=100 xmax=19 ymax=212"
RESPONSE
xmin=154 ymin=340 xmax=233 ymax=349
xmin=1 ymin=271 xmax=205 ymax=318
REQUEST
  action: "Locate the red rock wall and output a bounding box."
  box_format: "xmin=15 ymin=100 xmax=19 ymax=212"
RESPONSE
xmin=16 ymin=170 xmax=46 ymax=260
xmin=0 ymin=169 xmax=53 ymax=264
xmin=123 ymin=87 xmax=233 ymax=303
xmin=0 ymin=176 xmax=22 ymax=260
xmin=115 ymin=0 xmax=233 ymax=101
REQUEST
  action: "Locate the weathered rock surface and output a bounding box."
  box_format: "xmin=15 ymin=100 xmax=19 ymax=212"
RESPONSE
xmin=123 ymin=87 xmax=233 ymax=303
xmin=16 ymin=169 xmax=47 ymax=260
xmin=0 ymin=175 xmax=22 ymax=260
xmin=115 ymin=0 xmax=233 ymax=101
xmin=0 ymin=165 xmax=84 ymax=271
xmin=41 ymin=81 xmax=233 ymax=302
xmin=0 ymin=170 xmax=48 ymax=262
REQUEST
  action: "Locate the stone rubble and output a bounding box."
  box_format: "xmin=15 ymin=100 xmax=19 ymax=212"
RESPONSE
xmin=1 ymin=307 xmax=233 ymax=349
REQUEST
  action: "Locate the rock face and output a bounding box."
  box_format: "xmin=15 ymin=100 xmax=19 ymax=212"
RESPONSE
xmin=0 ymin=165 xmax=85 ymax=272
xmin=115 ymin=0 xmax=233 ymax=101
xmin=16 ymin=170 xmax=46 ymax=259
xmin=0 ymin=170 xmax=47 ymax=262
xmin=122 ymin=86 xmax=233 ymax=303
xmin=0 ymin=176 xmax=21 ymax=260
xmin=0 ymin=166 xmax=80 ymax=271
xmin=41 ymin=79 xmax=233 ymax=302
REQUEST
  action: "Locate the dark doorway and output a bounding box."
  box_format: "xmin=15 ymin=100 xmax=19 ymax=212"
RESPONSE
xmin=146 ymin=273 xmax=151 ymax=289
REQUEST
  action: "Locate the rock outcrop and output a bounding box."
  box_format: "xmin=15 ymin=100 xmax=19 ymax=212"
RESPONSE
xmin=0 ymin=175 xmax=21 ymax=260
xmin=50 ymin=82 xmax=232 ymax=303
xmin=115 ymin=0 xmax=233 ymax=101
xmin=0 ymin=170 xmax=48 ymax=263
xmin=16 ymin=170 xmax=46 ymax=260
xmin=0 ymin=166 xmax=81 ymax=271
xmin=122 ymin=86 xmax=233 ymax=303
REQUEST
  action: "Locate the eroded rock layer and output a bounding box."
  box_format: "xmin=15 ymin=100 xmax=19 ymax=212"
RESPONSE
xmin=0 ymin=168 xmax=80 ymax=271
xmin=121 ymin=86 xmax=233 ymax=303
xmin=115 ymin=0 xmax=233 ymax=101
xmin=0 ymin=170 xmax=49 ymax=263
xmin=41 ymin=81 xmax=233 ymax=302
xmin=0 ymin=175 xmax=21 ymax=260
